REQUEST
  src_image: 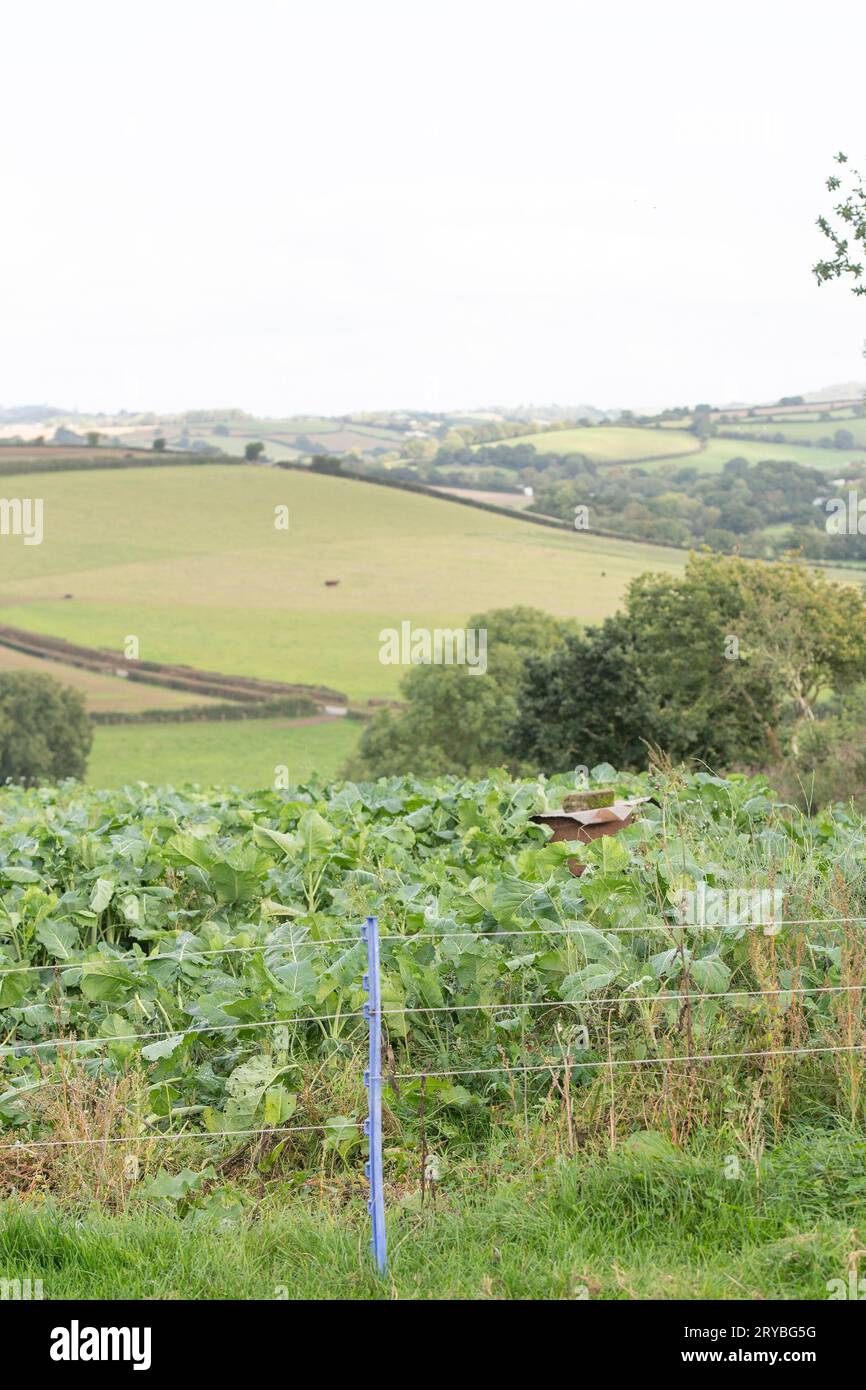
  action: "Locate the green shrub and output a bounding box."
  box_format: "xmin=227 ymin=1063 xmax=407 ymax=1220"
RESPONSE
xmin=0 ymin=672 xmax=92 ymax=783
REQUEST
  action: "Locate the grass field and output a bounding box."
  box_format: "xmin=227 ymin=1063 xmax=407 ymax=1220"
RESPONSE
xmin=2 ymin=1127 xmax=862 ymax=1299
xmin=492 ymin=425 xmax=701 ymax=462
xmin=87 ymin=714 xmax=361 ymax=786
xmin=721 ymin=417 xmax=866 ymax=447
xmin=0 ymin=464 xmax=688 ymax=701
xmin=185 ymin=418 xmax=404 ymax=459
xmin=636 ymin=436 xmax=863 ymax=476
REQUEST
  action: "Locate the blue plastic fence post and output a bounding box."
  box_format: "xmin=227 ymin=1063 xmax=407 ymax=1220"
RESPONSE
xmin=362 ymin=914 xmax=387 ymax=1276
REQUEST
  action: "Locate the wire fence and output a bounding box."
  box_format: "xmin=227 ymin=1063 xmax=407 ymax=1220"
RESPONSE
xmin=3 ymin=911 xmax=866 ymax=977
xmin=3 ymin=912 xmax=866 ymax=1274
xmin=3 ymin=978 xmax=865 ymax=1059
xmin=0 ymin=1122 xmax=340 ymax=1152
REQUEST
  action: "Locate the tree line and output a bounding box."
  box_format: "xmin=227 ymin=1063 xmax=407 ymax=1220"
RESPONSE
xmin=344 ymin=554 xmax=866 ymax=809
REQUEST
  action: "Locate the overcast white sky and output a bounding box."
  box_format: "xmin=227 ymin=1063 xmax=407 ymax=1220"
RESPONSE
xmin=1 ymin=0 xmax=864 ymax=417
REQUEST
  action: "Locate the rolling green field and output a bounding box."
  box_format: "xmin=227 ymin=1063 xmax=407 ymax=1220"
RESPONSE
xmin=2 ymin=460 xmax=862 ymax=789
xmin=185 ymin=418 xmax=404 ymax=460
xmin=491 ymin=425 xmax=701 ymax=462
xmin=496 ymin=424 xmax=864 ymax=475
xmin=87 ymin=714 xmax=361 ymax=786
xmin=0 ymin=464 xmax=688 ymax=702
xmin=635 ymin=436 xmax=863 ymax=476
xmin=721 ymin=417 xmax=866 ymax=447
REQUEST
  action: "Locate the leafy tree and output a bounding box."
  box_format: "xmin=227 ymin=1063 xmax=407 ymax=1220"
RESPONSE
xmin=85 ymin=431 xmax=101 ymax=447
xmin=0 ymin=673 xmax=92 ymax=783
xmin=814 ymin=153 xmax=866 ymax=295
xmin=778 ymin=682 xmax=866 ymax=809
xmin=343 ymin=607 xmax=574 ymax=779
xmin=152 ymin=437 xmax=167 ymax=452
xmin=629 ymin=554 xmax=866 ymax=763
xmin=244 ymin=441 xmax=265 ymax=461
xmin=509 ymin=554 xmax=866 ymax=774
xmin=507 ymin=616 xmax=654 ymax=772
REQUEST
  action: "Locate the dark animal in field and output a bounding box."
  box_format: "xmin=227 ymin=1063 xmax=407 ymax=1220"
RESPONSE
xmin=63 ymin=593 xmax=74 ymax=599
xmin=324 ymin=580 xmax=340 ymax=587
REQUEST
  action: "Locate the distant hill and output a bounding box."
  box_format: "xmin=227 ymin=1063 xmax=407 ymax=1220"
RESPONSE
xmin=0 ymin=404 xmax=70 ymax=423
xmin=802 ymin=381 xmax=866 ymax=403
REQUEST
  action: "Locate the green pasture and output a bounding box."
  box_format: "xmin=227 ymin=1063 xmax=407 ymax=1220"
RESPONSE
xmin=720 ymin=416 xmax=866 ymax=447
xmin=0 ymin=464 xmax=686 ymax=700
xmin=492 ymin=425 xmax=701 ymax=462
xmin=87 ymin=714 xmax=361 ymax=787
xmin=636 ymin=436 xmax=861 ymax=476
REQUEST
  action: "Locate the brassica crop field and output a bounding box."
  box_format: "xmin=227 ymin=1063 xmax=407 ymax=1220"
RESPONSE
xmin=2 ymin=766 xmax=866 ymax=1298
xmin=1 ymin=767 xmax=866 ymax=1295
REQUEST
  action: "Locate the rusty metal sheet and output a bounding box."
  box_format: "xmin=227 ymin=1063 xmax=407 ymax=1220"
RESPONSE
xmin=529 ymin=796 xmax=653 ymax=877
xmin=529 ymin=796 xmax=651 ymax=828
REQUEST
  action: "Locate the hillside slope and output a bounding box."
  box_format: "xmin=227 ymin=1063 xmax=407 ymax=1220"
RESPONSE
xmin=0 ymin=464 xmax=687 ymax=700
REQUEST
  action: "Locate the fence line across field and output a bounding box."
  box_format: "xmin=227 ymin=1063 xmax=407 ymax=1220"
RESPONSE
xmin=378 ymin=1040 xmax=866 ymax=1083
xmin=3 ymin=912 xmax=866 ymax=978
xmin=6 ymin=1038 xmax=866 ymax=1155
xmin=371 ymin=916 xmax=866 ymax=938
xmin=0 ymin=1120 xmax=345 ymax=1154
xmin=6 ymin=912 xmax=866 ymax=1280
xmin=4 ymin=979 xmax=866 ymax=1059
xmin=0 ymin=939 xmax=361 ymax=977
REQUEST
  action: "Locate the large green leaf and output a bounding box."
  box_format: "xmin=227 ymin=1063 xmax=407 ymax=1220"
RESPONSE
xmin=254 ymin=824 xmax=297 ymax=856
xmin=561 ymin=963 xmax=619 ymax=1000
xmin=490 ymin=875 xmax=538 ymax=925
xmin=35 ymin=919 xmax=78 ymax=960
xmin=297 ymin=811 xmax=335 ymax=859
xmin=80 ymin=961 xmax=136 ymax=1002
xmin=89 ymin=878 xmax=115 ymax=914
xmin=689 ymin=954 xmax=732 ymax=994
xmin=0 ymin=969 xmax=28 ymax=1007
xmin=210 ymin=862 xmax=262 ymax=904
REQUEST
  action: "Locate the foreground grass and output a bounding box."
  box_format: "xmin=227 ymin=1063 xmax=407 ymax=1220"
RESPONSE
xmin=87 ymin=716 xmax=362 ymax=787
xmin=2 ymin=1129 xmax=864 ymax=1300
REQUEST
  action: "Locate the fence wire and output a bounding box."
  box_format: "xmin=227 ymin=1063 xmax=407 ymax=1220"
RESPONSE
xmin=0 ymin=1120 xmax=350 ymax=1154
xmin=3 ymin=913 xmax=865 ymax=977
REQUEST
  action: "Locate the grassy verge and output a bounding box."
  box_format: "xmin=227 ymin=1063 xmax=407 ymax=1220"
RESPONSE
xmin=2 ymin=1128 xmax=864 ymax=1300
xmin=87 ymin=715 xmax=362 ymax=786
